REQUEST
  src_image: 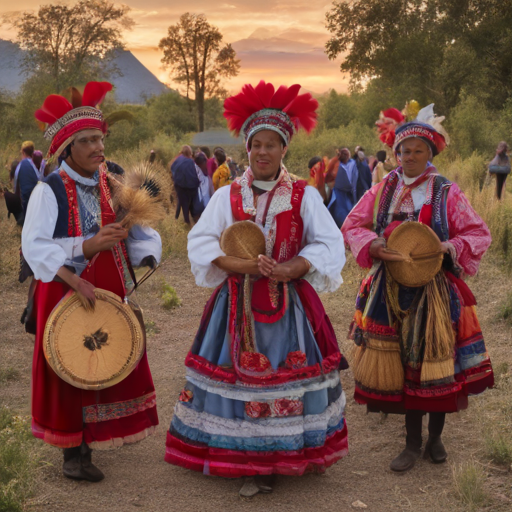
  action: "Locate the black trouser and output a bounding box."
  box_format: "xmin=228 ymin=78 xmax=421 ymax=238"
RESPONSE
xmin=496 ymin=173 xmax=508 ymax=200
xmin=405 ymin=410 xmax=446 ymax=450
xmin=174 ymin=185 xmax=203 ymax=224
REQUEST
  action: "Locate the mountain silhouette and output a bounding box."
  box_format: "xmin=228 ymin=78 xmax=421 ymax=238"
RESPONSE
xmin=0 ymin=40 xmax=169 ymax=104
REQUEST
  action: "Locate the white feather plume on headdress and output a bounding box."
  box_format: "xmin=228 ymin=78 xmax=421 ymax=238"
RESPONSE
xmin=415 ymin=104 xmax=450 ymax=145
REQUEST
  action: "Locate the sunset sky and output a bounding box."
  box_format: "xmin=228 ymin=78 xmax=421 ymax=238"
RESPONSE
xmin=0 ymin=0 xmax=349 ymax=95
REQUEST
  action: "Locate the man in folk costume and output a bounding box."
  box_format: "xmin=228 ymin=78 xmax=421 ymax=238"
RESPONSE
xmin=165 ymin=81 xmax=349 ymax=496
xmin=341 ymin=105 xmax=494 ymax=472
xmin=22 ymin=82 xmax=161 ymax=482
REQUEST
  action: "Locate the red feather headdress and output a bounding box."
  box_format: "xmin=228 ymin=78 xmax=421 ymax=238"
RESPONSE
xmin=223 ymin=81 xmax=318 ymax=146
xmin=35 ymin=81 xmax=112 ymax=158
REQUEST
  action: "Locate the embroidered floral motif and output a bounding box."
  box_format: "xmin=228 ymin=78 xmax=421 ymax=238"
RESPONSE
xmin=245 ymin=397 xmax=304 ymax=419
xmin=240 ymin=352 xmax=272 ymax=373
xmin=179 ymin=388 xmax=194 ymax=403
xmin=60 ymin=170 xmax=82 ymax=237
xmin=285 ymin=351 xmax=308 ymax=370
xmin=245 ymin=401 xmax=271 ymax=418
xmin=83 ymin=392 xmax=156 ymax=423
xmin=273 ymin=398 xmax=304 ymax=417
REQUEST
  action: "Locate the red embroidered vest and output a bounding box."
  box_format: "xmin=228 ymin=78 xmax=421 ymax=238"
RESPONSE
xmin=229 ymin=179 xmax=307 ymax=323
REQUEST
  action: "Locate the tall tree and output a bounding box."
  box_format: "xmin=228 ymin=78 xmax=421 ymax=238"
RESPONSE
xmin=324 ymin=0 xmax=512 ymax=112
xmin=7 ymin=0 xmax=133 ymax=91
xmin=159 ymin=13 xmax=240 ymax=132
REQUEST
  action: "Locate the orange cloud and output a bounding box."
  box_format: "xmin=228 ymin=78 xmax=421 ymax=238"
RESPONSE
xmin=0 ymin=0 xmax=348 ymax=94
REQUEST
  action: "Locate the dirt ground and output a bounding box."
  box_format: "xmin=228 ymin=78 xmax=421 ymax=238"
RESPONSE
xmin=1 ymin=253 xmax=511 ymax=512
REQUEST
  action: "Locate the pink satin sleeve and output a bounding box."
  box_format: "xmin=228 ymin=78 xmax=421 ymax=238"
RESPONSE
xmin=341 ymin=182 xmax=384 ymax=268
xmin=447 ymin=183 xmax=491 ymax=276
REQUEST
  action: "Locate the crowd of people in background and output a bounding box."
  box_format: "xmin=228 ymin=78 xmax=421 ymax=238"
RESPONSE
xmin=170 ymin=144 xmax=243 ymax=225
xmin=168 ymin=143 xmax=386 ymax=228
xmin=3 ymin=138 xmax=510 ymax=233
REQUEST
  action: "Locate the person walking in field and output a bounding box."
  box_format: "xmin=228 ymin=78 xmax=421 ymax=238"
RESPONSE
xmin=14 ymin=141 xmax=43 ymax=224
xmin=341 ymin=105 xmax=494 ymax=472
xmin=165 ymin=80 xmax=349 ymax=497
xmin=488 ymin=141 xmax=510 ymax=200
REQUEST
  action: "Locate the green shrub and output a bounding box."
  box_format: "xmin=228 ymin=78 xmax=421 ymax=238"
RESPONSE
xmin=447 ymin=93 xmax=504 ymax=159
xmin=501 ymin=293 xmax=512 ymax=324
xmin=451 ymin=460 xmax=487 ymax=511
xmin=0 ymin=367 xmax=21 ymax=384
xmin=144 ymin=319 xmax=160 ymax=337
xmin=0 ymin=408 xmax=38 ymax=512
xmin=485 ymin=431 xmax=512 ymax=465
xmin=161 ymin=281 xmax=181 ymax=310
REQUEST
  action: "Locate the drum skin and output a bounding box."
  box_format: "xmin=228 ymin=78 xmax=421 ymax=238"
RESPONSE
xmin=43 ymin=288 xmax=145 ymax=390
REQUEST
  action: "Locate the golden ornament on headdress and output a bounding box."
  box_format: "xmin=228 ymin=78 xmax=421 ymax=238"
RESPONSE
xmin=403 ymin=100 xmax=421 ymax=121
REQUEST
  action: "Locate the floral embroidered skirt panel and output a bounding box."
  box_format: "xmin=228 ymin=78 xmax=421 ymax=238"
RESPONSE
xmin=165 ymin=277 xmax=349 ymax=477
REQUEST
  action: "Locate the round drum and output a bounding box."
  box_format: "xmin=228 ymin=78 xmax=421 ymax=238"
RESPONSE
xmin=43 ymin=289 xmax=145 ymax=390
xmin=220 ymin=220 xmax=266 ymax=259
xmin=386 ymin=221 xmax=444 ymax=287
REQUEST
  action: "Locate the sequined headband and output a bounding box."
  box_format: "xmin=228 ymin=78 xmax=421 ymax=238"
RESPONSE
xmin=393 ymin=125 xmax=441 ymax=156
xmin=44 ymin=106 xmax=104 ymax=141
xmin=242 ymin=108 xmax=295 ymax=146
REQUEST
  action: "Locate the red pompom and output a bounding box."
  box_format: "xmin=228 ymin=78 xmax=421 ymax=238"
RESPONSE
xmin=382 ymin=108 xmax=405 ymax=124
xmin=224 ymin=80 xmax=318 ymax=137
xmin=82 ymin=81 xmax=113 ymax=108
xmin=36 ymin=95 xmax=73 ymax=124
xmin=35 ymin=81 xmax=112 ymax=126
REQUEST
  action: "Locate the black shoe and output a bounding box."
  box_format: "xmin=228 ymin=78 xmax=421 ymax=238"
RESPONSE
xmin=256 ymin=475 xmax=275 ymax=494
xmin=62 ymin=443 xmax=105 ymax=482
xmin=423 ymin=436 xmax=447 ymax=463
xmin=390 ymin=447 xmax=421 ymax=472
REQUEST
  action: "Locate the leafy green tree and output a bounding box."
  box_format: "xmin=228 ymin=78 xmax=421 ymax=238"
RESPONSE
xmin=7 ymin=0 xmax=133 ymax=91
xmin=325 ymin=0 xmax=512 ymax=112
xmin=318 ymin=90 xmax=356 ymax=129
xmin=146 ymin=91 xmax=197 ymax=136
xmin=159 ymin=13 xmax=240 ymax=132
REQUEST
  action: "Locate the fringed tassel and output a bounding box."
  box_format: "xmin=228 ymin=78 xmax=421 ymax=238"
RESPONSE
xmin=420 ymin=358 xmax=455 ymax=383
xmin=242 ymin=274 xmax=256 ymax=353
xmin=421 ymin=272 xmax=456 ymax=382
xmin=353 ymin=338 xmax=404 ymax=392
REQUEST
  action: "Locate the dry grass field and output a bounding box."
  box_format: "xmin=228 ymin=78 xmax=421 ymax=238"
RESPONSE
xmin=0 ymin=162 xmax=511 ymax=511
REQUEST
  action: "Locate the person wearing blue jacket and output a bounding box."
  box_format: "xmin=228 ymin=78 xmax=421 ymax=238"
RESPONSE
xmin=14 ymin=141 xmax=44 ymax=225
xmin=328 ymin=147 xmax=358 ymax=228
xmin=170 ymin=145 xmax=203 ymax=224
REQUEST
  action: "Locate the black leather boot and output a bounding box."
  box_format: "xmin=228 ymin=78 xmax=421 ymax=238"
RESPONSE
xmin=423 ymin=412 xmax=447 ymax=463
xmin=62 ymin=445 xmax=82 ymax=479
xmin=390 ymin=410 xmax=423 ymax=472
xmin=62 ymin=442 xmax=104 ymax=482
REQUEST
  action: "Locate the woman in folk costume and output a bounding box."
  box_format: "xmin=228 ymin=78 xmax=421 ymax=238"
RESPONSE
xmin=341 ymin=105 xmax=494 ymax=472
xmin=165 ymin=81 xmax=349 ymax=496
xmin=22 ymin=82 xmax=161 ymax=482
